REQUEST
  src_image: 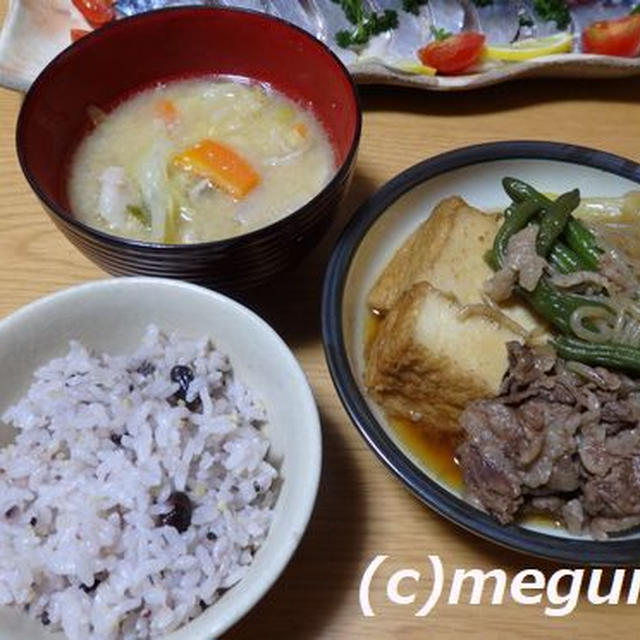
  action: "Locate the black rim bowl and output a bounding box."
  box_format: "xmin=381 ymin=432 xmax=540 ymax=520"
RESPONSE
xmin=322 ymin=140 xmax=640 ymax=566
xmin=16 ymin=7 xmax=362 ymax=290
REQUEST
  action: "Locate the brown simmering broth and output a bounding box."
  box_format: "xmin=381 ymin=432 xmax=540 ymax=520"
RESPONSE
xmin=365 ymin=312 xmax=563 ymax=529
xmin=364 ymin=313 xmax=462 ymax=488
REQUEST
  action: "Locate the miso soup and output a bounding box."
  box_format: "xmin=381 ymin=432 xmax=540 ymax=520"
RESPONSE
xmin=68 ymin=78 xmax=335 ymax=243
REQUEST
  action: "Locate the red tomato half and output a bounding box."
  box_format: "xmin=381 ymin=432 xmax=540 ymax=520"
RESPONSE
xmin=582 ymin=14 xmax=640 ymax=57
xmin=72 ymin=0 xmax=115 ymax=27
xmin=418 ymin=32 xmax=486 ymax=74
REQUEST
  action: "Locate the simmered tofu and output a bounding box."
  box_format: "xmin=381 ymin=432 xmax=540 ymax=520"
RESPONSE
xmin=366 ymin=282 xmax=522 ymax=432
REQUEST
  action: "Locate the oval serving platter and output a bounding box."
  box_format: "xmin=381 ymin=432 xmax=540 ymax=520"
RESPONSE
xmin=1 ymin=0 xmax=640 ymax=92
xmin=322 ymin=141 xmax=640 ymax=565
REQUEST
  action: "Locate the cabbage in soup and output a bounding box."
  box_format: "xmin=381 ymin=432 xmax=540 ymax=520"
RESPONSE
xmin=68 ymin=78 xmax=335 ymax=243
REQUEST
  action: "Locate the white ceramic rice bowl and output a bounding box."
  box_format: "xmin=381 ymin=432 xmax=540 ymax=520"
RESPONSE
xmin=0 ymin=277 xmax=322 ymax=640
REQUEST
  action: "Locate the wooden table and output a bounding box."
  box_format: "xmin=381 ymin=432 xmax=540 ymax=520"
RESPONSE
xmin=2 ymin=3 xmax=640 ymax=637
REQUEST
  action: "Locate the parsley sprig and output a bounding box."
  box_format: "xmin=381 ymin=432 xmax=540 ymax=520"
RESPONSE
xmin=403 ymin=0 xmax=429 ymax=16
xmin=473 ymin=0 xmax=570 ymax=31
xmin=431 ymin=26 xmax=452 ymax=42
xmin=332 ymin=0 xmax=398 ymax=48
xmin=532 ymin=0 xmax=571 ymax=30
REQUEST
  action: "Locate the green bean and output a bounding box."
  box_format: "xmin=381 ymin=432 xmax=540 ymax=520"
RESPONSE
xmin=548 ymin=241 xmax=589 ymax=274
xmin=488 ymin=226 xmax=585 ymax=274
xmin=550 ymin=336 xmax=640 ymax=375
xmin=535 ymin=189 xmax=580 ymax=257
xmin=484 ymin=248 xmax=499 ymax=272
xmin=503 ymin=202 xmax=517 ymax=221
xmin=502 ymin=176 xmax=549 ymax=207
xmin=518 ymin=278 xmax=610 ymax=335
xmin=502 ymin=176 xmax=601 ymax=269
xmin=564 ymin=218 xmax=601 ymax=270
xmin=492 ymin=199 xmax=541 ymax=268
xmin=487 ymin=189 xmax=597 ymax=333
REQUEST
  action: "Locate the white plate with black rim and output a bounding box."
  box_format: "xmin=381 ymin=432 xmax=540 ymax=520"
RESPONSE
xmin=322 ymin=140 xmax=640 ymax=566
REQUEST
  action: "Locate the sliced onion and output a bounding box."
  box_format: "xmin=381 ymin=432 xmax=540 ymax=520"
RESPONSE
xmin=458 ymin=298 xmax=528 ymax=338
xmin=623 ymin=191 xmax=640 ymax=218
xmin=262 ymin=146 xmax=307 ymax=167
xmin=570 ymin=306 xmax=615 ymax=344
xmin=550 ymin=270 xmax=611 ymax=291
xmin=591 ymin=224 xmax=640 ymax=291
xmin=569 ymin=363 xmax=619 ymax=393
xmin=574 ymin=191 xmax=640 ymax=222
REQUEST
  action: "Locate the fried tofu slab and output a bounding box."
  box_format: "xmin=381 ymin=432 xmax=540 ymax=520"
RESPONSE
xmin=364 ymin=196 xmax=546 ymax=433
xmin=368 ymin=196 xmax=499 ymax=313
xmin=365 ymin=282 xmax=521 ymax=433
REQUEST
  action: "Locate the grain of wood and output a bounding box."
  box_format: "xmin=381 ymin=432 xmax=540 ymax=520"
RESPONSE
xmin=0 ymin=2 xmax=639 ymax=637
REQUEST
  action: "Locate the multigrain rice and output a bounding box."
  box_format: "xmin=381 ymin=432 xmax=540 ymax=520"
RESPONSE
xmin=0 ymin=325 xmax=278 ymax=639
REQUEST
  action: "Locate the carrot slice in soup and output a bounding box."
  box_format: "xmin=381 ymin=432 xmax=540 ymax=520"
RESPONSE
xmin=293 ymin=122 xmax=308 ymax=138
xmin=154 ymin=99 xmax=178 ymax=127
xmin=172 ymin=140 xmax=259 ymax=199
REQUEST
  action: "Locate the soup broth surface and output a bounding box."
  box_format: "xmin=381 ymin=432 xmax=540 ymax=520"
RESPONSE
xmin=69 ymin=77 xmax=335 ymax=243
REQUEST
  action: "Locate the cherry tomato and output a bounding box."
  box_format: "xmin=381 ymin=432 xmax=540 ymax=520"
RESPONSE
xmin=70 ymin=28 xmax=91 ymax=43
xmin=71 ymin=0 xmax=115 ymax=27
xmin=418 ymin=32 xmax=486 ymax=75
xmin=581 ymin=14 xmax=640 ymax=57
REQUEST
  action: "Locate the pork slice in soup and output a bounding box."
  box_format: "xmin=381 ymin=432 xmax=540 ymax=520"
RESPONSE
xmin=68 ymin=78 xmax=335 ymax=243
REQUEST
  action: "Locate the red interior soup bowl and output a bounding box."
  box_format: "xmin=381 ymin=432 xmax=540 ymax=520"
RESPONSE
xmin=16 ymin=6 xmax=361 ymax=289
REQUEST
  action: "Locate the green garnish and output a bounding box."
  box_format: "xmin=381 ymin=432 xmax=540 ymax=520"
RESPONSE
xmin=126 ymin=205 xmax=151 ymax=229
xmin=332 ymin=0 xmax=398 ymax=48
xmin=431 ymin=26 xmax=452 ymax=42
xmin=631 ymin=4 xmax=640 ymax=15
xmin=532 ymin=0 xmax=571 ymax=30
xmin=512 ymin=8 xmax=535 ymax=42
xmin=335 ymin=30 xmax=356 ymax=49
xmin=331 ymin=0 xmax=361 ymax=25
xmin=403 ymin=0 xmax=429 ymax=16
xmin=163 ymin=195 xmax=181 ymax=244
xmin=518 ymin=13 xmax=534 ymax=28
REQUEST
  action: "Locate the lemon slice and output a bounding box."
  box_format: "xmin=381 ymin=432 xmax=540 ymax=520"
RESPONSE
xmin=485 ymin=32 xmax=573 ymax=62
xmin=387 ymin=60 xmax=437 ymax=76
